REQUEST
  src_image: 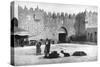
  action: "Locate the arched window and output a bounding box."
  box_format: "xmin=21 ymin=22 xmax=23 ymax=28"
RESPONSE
xmin=90 ymin=33 xmax=93 ymax=41
xmin=11 ymin=17 xmax=18 ymax=27
xmin=95 ymin=32 xmax=97 ymax=36
xmin=11 ymin=17 xmax=18 ymax=32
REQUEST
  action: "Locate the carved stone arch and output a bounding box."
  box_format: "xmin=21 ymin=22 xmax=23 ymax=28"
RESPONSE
xmin=58 ymin=26 xmax=68 ymax=43
xmin=60 ymin=27 xmax=68 ymax=36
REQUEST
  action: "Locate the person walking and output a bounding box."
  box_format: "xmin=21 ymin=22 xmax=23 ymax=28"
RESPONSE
xmin=44 ymin=38 xmax=51 ymax=57
xmin=36 ymin=41 xmax=41 ymax=55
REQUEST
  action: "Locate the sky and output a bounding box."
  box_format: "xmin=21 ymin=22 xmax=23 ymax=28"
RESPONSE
xmin=14 ymin=1 xmax=98 ymax=15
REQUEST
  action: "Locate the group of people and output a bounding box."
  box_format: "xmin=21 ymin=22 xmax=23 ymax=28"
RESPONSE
xmin=36 ymin=38 xmax=71 ymax=58
xmin=35 ymin=38 xmax=87 ymax=58
xmin=36 ymin=38 xmax=51 ymax=57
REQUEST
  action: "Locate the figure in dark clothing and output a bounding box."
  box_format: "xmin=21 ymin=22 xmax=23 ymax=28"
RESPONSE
xmin=44 ymin=38 xmax=51 ymax=57
xmin=47 ymin=51 xmax=59 ymax=58
xmin=61 ymin=50 xmax=70 ymax=57
xmin=36 ymin=41 xmax=41 ymax=55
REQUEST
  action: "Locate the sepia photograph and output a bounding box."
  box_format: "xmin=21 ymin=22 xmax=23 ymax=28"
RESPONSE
xmin=10 ymin=1 xmax=98 ymax=66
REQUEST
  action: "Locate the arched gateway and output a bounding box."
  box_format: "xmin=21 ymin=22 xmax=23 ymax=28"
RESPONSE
xmin=58 ymin=27 xmax=68 ymax=43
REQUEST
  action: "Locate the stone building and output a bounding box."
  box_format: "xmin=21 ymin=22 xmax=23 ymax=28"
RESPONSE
xmin=18 ymin=6 xmax=45 ymax=40
xmin=74 ymin=12 xmax=86 ymax=36
xmin=86 ymin=28 xmax=97 ymax=42
xmin=85 ymin=11 xmax=98 ymax=42
xmin=18 ymin=6 xmax=77 ymax=43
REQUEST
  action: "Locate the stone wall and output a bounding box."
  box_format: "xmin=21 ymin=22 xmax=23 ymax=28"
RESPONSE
xmin=18 ymin=6 xmax=97 ymax=42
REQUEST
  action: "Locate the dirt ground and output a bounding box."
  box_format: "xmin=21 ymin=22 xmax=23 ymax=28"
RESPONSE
xmin=11 ymin=43 xmax=98 ymax=66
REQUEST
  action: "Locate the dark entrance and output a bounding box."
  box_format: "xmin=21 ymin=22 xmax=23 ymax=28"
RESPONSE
xmin=58 ymin=27 xmax=68 ymax=43
xmin=59 ymin=33 xmax=66 ymax=43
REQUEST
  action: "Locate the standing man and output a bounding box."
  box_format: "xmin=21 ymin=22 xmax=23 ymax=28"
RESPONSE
xmin=38 ymin=41 xmax=42 ymax=55
xmin=36 ymin=41 xmax=41 ymax=55
xmin=44 ymin=38 xmax=51 ymax=57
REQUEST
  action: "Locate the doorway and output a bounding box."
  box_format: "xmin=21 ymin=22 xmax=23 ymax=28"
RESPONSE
xmin=58 ymin=27 xmax=68 ymax=43
xmin=59 ymin=33 xmax=66 ymax=43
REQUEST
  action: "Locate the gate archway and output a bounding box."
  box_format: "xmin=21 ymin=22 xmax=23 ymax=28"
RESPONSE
xmin=60 ymin=27 xmax=68 ymax=35
xmin=58 ymin=27 xmax=68 ymax=43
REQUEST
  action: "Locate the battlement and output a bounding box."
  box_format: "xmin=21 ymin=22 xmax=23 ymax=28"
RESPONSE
xmin=18 ymin=6 xmax=78 ymax=19
xmin=17 ymin=5 xmax=97 ymax=41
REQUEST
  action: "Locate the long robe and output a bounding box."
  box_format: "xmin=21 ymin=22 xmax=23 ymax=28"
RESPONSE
xmin=36 ymin=42 xmax=41 ymax=55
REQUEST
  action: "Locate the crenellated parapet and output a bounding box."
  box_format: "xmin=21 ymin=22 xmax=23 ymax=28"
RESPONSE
xmin=17 ymin=5 xmax=97 ymax=41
